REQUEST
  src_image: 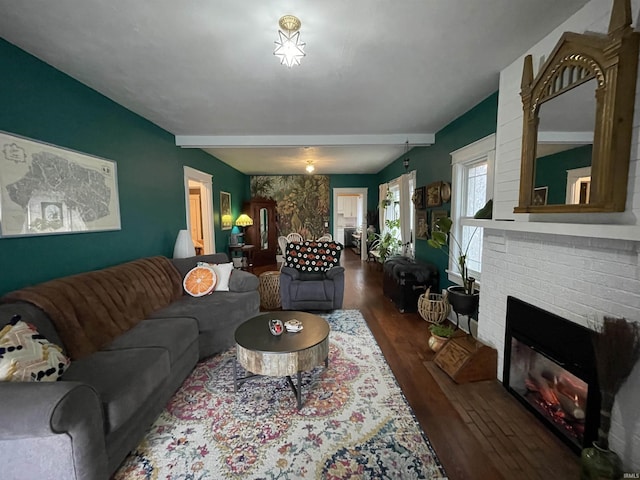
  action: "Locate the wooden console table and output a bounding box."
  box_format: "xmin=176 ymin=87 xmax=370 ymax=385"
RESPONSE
xmin=228 ymin=244 xmax=255 ymax=272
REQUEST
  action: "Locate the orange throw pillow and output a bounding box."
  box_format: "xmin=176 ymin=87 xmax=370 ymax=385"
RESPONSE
xmin=183 ymin=266 xmax=217 ymax=297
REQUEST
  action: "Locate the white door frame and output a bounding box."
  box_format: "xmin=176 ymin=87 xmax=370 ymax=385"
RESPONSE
xmin=332 ymin=187 xmax=368 ymax=261
xmin=183 ymin=166 xmax=215 ymax=253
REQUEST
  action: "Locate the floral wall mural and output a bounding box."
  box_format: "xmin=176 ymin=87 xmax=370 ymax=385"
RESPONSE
xmin=250 ymin=175 xmax=330 ymax=240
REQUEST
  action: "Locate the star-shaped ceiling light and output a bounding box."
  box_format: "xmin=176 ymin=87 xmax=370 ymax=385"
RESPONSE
xmin=274 ymin=15 xmax=306 ymax=68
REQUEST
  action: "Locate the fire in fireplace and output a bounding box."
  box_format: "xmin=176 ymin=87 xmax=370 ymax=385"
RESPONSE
xmin=503 ymin=297 xmax=600 ymax=454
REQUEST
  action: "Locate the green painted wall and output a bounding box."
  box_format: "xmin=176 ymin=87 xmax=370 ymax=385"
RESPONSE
xmin=377 ymin=92 xmax=499 ymax=289
xmin=535 ymin=145 xmax=592 ymax=205
xmin=0 ymin=40 xmax=248 ymax=295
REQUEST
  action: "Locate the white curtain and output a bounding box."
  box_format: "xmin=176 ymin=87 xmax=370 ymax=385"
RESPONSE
xmin=399 ymin=172 xmax=414 ymax=256
xmin=378 ymin=182 xmax=388 ymax=233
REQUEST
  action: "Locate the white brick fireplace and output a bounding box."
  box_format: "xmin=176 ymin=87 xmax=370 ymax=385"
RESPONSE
xmin=474 ymin=0 xmax=640 ymax=470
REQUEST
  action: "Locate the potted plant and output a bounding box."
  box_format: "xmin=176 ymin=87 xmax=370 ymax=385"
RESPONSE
xmin=427 ymin=216 xmax=480 ymax=320
xmin=428 ymin=323 xmax=455 ymax=352
xmin=370 ymin=219 xmax=401 ymax=263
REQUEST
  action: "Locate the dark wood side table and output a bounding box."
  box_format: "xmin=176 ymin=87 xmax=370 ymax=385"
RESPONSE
xmin=228 ymin=244 xmax=255 ymax=272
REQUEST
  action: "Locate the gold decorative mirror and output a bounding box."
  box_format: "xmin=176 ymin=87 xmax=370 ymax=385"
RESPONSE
xmin=515 ymin=0 xmax=639 ymax=214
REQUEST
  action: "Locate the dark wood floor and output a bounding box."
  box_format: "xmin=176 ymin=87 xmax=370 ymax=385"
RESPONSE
xmin=257 ymin=251 xmax=580 ymax=480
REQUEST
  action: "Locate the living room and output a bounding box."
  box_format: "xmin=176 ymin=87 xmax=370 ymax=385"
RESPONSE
xmin=1 ymin=1 xmax=640 ymax=479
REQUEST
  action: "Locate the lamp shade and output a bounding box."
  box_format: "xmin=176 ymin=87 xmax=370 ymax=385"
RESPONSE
xmin=173 ymin=229 xmax=196 ymax=259
xmin=235 ymin=214 xmax=253 ymax=227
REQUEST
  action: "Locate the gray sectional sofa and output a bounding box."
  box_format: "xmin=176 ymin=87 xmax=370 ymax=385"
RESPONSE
xmin=0 ymin=253 xmax=260 ymax=480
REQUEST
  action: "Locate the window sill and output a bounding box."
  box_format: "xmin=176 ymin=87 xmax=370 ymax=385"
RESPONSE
xmin=446 ymin=270 xmax=481 ymax=292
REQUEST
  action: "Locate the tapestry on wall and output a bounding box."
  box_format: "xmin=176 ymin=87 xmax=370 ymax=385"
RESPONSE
xmin=250 ymin=176 xmax=330 ymax=240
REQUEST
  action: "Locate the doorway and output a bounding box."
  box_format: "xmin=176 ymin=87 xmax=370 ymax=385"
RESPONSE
xmin=183 ymin=166 xmax=215 ymax=254
xmin=332 ymin=188 xmax=368 ymax=262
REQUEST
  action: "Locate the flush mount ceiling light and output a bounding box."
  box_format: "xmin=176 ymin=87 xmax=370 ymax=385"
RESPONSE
xmin=274 ymin=15 xmax=306 ymax=68
xmin=305 ymin=160 xmax=315 ymax=173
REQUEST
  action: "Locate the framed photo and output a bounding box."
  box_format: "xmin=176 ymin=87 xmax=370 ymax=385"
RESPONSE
xmin=431 ymin=209 xmax=448 ymax=233
xmin=415 ymin=209 xmax=428 ymax=240
xmin=412 ymin=186 xmax=426 ymax=209
xmin=220 ymin=191 xmax=232 ymax=230
xmin=426 ymin=181 xmax=443 ymax=207
xmin=533 ymin=186 xmax=548 ymax=206
xmin=0 ymin=130 xmax=120 ymax=237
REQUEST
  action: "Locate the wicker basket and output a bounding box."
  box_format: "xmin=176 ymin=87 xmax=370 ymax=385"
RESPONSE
xmin=418 ymin=287 xmax=450 ymax=325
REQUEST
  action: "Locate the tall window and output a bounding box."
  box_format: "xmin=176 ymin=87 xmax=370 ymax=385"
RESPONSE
xmin=380 ymin=172 xmax=415 ymax=257
xmin=450 ymin=134 xmax=495 ymax=284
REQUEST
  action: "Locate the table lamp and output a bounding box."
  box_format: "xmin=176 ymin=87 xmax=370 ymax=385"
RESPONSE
xmin=173 ymin=229 xmax=196 ymax=258
xmin=235 ymin=214 xmax=253 ymax=246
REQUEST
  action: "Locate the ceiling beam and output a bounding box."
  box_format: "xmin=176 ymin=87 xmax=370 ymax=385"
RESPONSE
xmin=175 ymin=134 xmax=435 ymax=148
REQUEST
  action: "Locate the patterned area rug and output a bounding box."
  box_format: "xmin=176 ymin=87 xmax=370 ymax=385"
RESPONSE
xmin=114 ymin=310 xmax=447 ymax=479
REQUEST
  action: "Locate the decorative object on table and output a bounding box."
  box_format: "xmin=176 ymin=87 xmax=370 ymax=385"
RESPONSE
xmin=285 ymin=319 xmax=303 ymax=332
xmin=412 ymin=186 xmax=426 ymax=209
xmin=173 ymin=229 xmax=196 ymax=259
xmin=220 ymin=191 xmax=232 ymax=230
xmin=474 ymin=198 xmax=493 ymax=219
xmin=580 ymin=316 xmax=640 ymax=480
xmin=0 ymin=131 xmax=121 ymax=238
xmin=426 ymin=181 xmax=443 ymax=207
xmin=114 ymin=310 xmax=447 ymax=479
xmin=229 ymin=225 xmax=242 ymax=246
xmin=268 ymin=318 xmax=284 ymax=336
xmin=418 ymin=287 xmax=450 ymax=325
xmin=427 ymin=323 xmax=455 ymax=352
xmin=415 ymin=209 xmax=428 ymax=240
xmin=440 ymin=182 xmax=452 ymax=203
xmin=532 ymin=186 xmax=548 ymax=206
xmin=427 ymin=216 xmax=480 ymax=332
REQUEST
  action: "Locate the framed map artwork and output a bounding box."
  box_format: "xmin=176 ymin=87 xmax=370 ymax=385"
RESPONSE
xmin=0 ymin=131 xmax=121 ymax=237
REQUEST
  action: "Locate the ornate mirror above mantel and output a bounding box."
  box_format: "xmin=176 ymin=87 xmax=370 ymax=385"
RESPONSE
xmin=515 ymin=0 xmax=640 ymax=214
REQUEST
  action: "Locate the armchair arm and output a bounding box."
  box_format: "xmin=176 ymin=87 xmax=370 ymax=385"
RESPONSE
xmin=280 ymin=266 xmax=301 ymax=280
xmin=0 ymin=381 xmax=108 ymax=480
xmin=229 ymin=269 xmax=259 ymax=292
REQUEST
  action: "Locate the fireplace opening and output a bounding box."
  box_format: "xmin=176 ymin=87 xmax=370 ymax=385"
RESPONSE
xmin=503 ymin=296 xmax=600 ymax=454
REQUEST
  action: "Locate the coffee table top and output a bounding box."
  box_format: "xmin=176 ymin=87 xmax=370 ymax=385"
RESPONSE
xmin=235 ymin=311 xmax=329 ymax=354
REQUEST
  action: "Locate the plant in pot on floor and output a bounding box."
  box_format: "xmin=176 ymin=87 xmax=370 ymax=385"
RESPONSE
xmin=427 ymin=216 xmax=479 ymax=333
xmin=370 ymin=219 xmax=401 ymax=263
xmin=428 ymin=323 xmax=456 ymax=352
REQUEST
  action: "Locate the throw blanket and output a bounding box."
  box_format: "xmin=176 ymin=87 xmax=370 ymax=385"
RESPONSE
xmin=2 ymin=256 xmax=183 ymax=359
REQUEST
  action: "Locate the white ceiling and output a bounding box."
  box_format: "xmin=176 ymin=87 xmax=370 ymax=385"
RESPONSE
xmin=0 ymin=0 xmax=591 ymax=175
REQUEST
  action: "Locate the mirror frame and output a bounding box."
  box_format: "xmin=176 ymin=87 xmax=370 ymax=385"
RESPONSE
xmin=515 ymin=0 xmax=639 ymax=214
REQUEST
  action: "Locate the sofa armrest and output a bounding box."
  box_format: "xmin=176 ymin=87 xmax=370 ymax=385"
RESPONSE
xmin=325 ymin=266 xmax=345 ymax=280
xmin=229 ymin=269 xmax=259 ymax=292
xmin=280 ymin=266 xmax=301 ymax=280
xmin=0 ymin=381 xmax=108 ymax=480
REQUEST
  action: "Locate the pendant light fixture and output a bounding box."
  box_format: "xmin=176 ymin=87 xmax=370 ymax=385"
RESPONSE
xmin=403 ymin=140 xmax=411 ymax=171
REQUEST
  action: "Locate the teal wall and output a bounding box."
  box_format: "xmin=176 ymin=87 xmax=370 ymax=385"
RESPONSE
xmin=0 ymin=40 xmax=248 ymax=295
xmin=535 ymin=144 xmax=592 ymax=204
xmin=377 ymin=92 xmax=499 ymax=289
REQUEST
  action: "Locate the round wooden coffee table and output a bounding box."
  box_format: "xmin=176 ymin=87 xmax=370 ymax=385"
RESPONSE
xmin=234 ymin=311 xmax=330 ymax=409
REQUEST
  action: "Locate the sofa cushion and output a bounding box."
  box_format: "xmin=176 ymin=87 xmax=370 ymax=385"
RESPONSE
xmin=0 ymin=315 xmax=70 ymax=382
xmin=183 ymin=266 xmax=217 ymax=297
xmin=104 ymin=317 xmax=198 ymax=364
xmin=284 ymin=241 xmax=343 ymax=272
xmin=62 ymin=348 xmax=170 ymax=433
xmin=197 ymin=261 xmax=234 ymax=292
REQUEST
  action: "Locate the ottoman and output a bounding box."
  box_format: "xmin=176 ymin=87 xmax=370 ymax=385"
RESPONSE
xmin=383 ymin=256 xmax=439 ymax=313
xmin=259 ymin=271 xmax=281 ymax=309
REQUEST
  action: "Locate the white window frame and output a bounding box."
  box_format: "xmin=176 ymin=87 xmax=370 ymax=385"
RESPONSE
xmin=449 ymin=134 xmax=495 ymax=287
